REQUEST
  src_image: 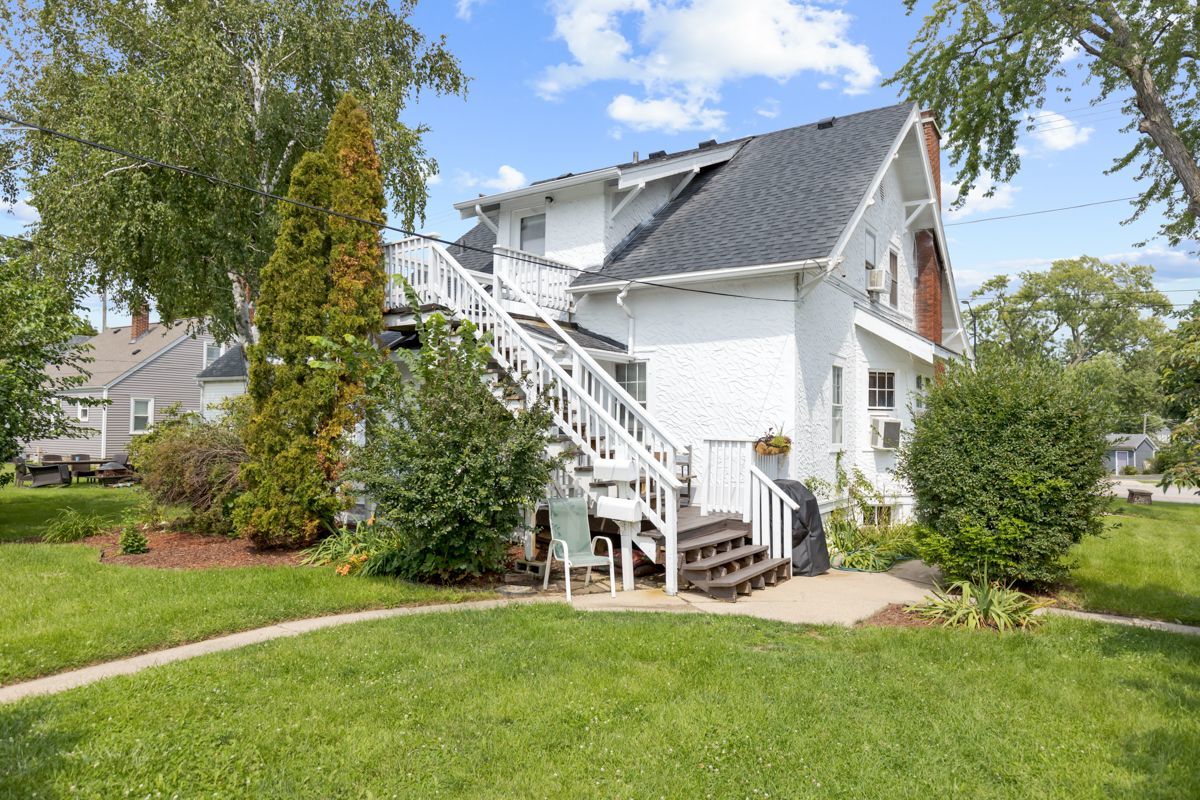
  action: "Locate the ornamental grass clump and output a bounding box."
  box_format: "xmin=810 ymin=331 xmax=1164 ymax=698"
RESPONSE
xmin=895 ymin=356 xmax=1109 ymax=585
xmin=907 ymin=577 xmax=1050 ymax=631
xmin=42 ymin=508 xmax=108 ymax=543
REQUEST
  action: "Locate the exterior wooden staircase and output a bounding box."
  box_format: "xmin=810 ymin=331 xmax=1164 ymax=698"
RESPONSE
xmin=677 ymin=521 xmax=791 ymax=601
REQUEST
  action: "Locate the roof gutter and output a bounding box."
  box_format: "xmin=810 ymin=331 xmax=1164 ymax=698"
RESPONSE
xmin=569 ymin=257 xmax=831 ymax=295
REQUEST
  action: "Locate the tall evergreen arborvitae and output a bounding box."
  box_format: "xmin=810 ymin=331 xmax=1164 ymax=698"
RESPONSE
xmin=316 ymin=94 xmax=388 ymax=481
xmin=234 ymin=152 xmax=342 ymax=547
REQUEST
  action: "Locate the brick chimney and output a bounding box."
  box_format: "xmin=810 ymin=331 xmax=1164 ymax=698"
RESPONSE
xmin=919 ymin=109 xmax=942 ymax=207
xmin=914 ymin=231 xmax=943 ymax=345
xmin=130 ymin=306 xmax=150 ymax=341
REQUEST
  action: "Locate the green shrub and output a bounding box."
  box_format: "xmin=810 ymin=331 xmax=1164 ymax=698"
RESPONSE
xmin=349 ymin=312 xmax=559 ymax=583
xmin=907 ymin=578 xmax=1050 ymax=631
xmin=118 ymin=523 xmax=149 ymax=555
xmin=895 ymin=357 xmax=1109 ymax=585
xmin=300 ymin=519 xmax=386 ymax=575
xmin=1121 ymin=464 xmax=1138 ymax=476
xmin=128 ymin=400 xmax=248 ymax=536
xmin=42 ymin=508 xmax=108 ymax=543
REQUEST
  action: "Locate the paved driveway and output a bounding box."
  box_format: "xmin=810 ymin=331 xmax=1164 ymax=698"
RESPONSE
xmin=1110 ymin=478 xmax=1200 ymax=505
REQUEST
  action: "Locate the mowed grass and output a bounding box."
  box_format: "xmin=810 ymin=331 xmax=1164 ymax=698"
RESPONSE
xmin=0 ymin=544 xmax=486 ymax=684
xmin=1067 ymin=502 xmax=1200 ymax=625
xmin=3 ymin=605 xmax=1198 ymax=799
xmin=0 ymin=478 xmax=142 ymax=542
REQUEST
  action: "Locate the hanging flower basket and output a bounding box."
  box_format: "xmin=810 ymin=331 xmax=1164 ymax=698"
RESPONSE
xmin=753 ymin=429 xmax=792 ymax=456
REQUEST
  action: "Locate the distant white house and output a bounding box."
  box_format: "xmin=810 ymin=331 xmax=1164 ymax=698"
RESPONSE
xmin=25 ymin=310 xmax=220 ymax=459
xmin=385 ymin=101 xmax=972 ymax=596
xmin=1103 ymin=433 xmax=1159 ymax=474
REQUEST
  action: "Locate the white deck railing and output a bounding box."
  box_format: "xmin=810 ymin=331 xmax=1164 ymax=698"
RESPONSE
xmin=384 ymin=237 xmax=682 ymax=593
xmin=492 ymin=246 xmax=575 ymax=315
xmin=699 ymin=437 xmax=787 ymax=515
xmin=745 ymin=463 xmax=798 ymax=566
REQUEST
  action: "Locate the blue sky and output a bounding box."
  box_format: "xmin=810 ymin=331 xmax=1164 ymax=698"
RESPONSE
xmin=4 ymin=0 xmax=1198 ymax=325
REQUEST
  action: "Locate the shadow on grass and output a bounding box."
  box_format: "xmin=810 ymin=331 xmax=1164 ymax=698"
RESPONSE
xmin=0 ymin=703 xmax=79 ymax=799
xmin=1098 ymin=625 xmax=1200 ymax=797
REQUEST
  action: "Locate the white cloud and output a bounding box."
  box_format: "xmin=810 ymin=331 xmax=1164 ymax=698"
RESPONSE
xmin=1101 ymin=245 xmax=1200 ymax=282
xmin=755 ymin=98 xmax=781 ymax=119
xmin=607 ymin=94 xmax=725 ymax=133
xmin=538 ymin=0 xmax=879 ymax=133
xmin=425 ymin=172 xmax=443 ymax=187
xmin=456 ymin=0 xmax=485 ymax=21
xmin=1030 ymin=110 xmax=1093 ymax=151
xmin=2 ymin=196 xmax=38 ymax=222
xmin=943 ymin=178 xmax=1020 ymax=221
xmin=1058 ymin=40 xmax=1082 ymax=63
xmin=460 ymin=165 xmax=528 ymax=193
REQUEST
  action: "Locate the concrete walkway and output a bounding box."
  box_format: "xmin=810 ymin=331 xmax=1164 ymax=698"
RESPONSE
xmin=0 ymin=597 xmax=553 ymax=705
xmin=1043 ymin=607 xmax=1200 ymax=637
xmin=573 ymin=560 xmax=939 ymax=625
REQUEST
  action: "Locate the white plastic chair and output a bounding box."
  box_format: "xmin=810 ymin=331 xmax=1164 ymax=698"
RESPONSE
xmin=543 ymin=497 xmax=616 ymax=600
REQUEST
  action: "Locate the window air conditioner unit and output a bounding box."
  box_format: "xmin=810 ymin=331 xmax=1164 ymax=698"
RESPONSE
xmin=866 ymin=268 xmax=888 ymax=294
xmin=871 ymin=417 xmax=902 ymax=450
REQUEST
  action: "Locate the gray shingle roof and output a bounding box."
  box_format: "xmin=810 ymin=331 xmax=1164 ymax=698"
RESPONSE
xmin=1105 ymin=433 xmax=1158 ymax=451
xmin=516 ymin=320 xmax=626 ymax=353
xmin=446 ymin=222 xmax=496 ymax=274
xmin=574 ymin=102 xmax=916 ymax=286
xmin=197 ymin=345 xmax=246 ymax=380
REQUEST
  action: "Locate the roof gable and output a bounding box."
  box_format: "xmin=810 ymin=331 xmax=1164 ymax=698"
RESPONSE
xmin=49 ymin=321 xmax=196 ymax=388
xmin=574 ymin=102 xmax=916 ymax=287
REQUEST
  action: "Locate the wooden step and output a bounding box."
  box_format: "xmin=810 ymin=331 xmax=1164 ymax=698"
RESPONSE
xmin=702 ymin=557 xmax=791 ymax=601
xmin=677 ymin=526 xmax=751 ymax=555
xmin=680 ymin=544 xmax=768 ymax=575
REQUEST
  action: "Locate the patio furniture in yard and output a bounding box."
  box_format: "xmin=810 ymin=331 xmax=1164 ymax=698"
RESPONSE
xmin=13 ymin=458 xmax=33 ymax=487
xmin=1127 ymin=488 xmax=1153 ymax=505
xmin=543 ymin=496 xmax=616 ymax=600
xmin=23 ymin=460 xmax=71 ymax=488
xmin=70 ymin=454 xmax=99 ymax=484
xmin=41 ymin=454 xmax=63 ymax=463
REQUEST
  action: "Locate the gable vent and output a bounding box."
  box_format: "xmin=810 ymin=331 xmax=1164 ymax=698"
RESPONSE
xmin=648 ymin=149 xmax=667 ymax=159
xmin=697 ymin=138 xmax=717 ymax=149
xmin=817 ymin=116 xmax=836 ymax=130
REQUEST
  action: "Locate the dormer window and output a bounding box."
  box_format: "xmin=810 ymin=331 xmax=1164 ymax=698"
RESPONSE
xmin=519 ymin=213 xmax=545 ymax=256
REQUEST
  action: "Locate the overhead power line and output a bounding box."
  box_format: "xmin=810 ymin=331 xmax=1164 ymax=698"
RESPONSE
xmin=944 ymin=196 xmax=1142 ymax=226
xmin=0 ymin=112 xmax=809 ymax=305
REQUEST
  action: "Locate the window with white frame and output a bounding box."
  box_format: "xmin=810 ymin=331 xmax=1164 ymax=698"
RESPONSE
xmin=615 ymin=361 xmax=647 ymax=407
xmin=77 ymin=402 xmax=89 ymax=422
xmin=131 ymin=398 xmax=154 ymax=433
xmin=864 ymin=229 xmax=877 ymax=273
xmin=888 ymin=250 xmax=899 ymax=307
xmin=831 ymin=365 xmax=844 ymax=445
xmin=204 ymin=342 xmax=224 ymax=369
xmin=519 ymin=213 xmax=546 ymax=256
xmin=914 ymin=374 xmax=930 ymax=413
xmin=868 ymin=370 xmax=895 ymax=410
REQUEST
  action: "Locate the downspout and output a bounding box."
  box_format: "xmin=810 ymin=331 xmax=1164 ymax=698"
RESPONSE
xmin=616 ymin=282 xmax=635 ymax=354
xmin=100 ymin=388 xmax=108 ymax=459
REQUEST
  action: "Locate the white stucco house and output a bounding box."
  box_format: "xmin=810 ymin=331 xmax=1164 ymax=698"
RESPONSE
xmin=385 ymin=101 xmax=970 ymax=598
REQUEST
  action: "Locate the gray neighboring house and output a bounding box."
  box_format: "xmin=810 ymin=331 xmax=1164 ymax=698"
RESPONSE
xmin=1103 ymin=433 xmax=1160 ymax=475
xmin=24 ymin=311 xmax=220 ymax=460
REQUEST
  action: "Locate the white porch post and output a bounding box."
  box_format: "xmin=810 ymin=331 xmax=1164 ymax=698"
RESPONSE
xmin=664 ymin=495 xmax=679 ymax=595
xmin=619 ymin=523 xmax=636 ymax=592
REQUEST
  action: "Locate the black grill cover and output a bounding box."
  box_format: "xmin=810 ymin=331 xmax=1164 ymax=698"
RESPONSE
xmin=773 ymin=479 xmax=831 ymax=576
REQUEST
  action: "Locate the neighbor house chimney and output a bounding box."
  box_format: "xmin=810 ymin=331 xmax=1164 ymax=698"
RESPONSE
xmin=130 ymin=306 xmax=150 ymax=341
xmin=920 ymin=109 xmax=942 ymax=208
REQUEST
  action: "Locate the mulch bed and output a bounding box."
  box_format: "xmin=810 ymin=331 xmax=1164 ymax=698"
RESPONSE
xmin=858 ymin=603 xmax=934 ymax=629
xmin=83 ymin=530 xmax=303 ymax=569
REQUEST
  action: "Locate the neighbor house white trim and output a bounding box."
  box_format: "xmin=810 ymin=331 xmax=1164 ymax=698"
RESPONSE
xmin=130 ymin=397 xmax=154 ymax=434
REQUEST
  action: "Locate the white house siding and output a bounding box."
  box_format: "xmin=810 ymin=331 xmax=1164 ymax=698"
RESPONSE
xmin=604 ymin=180 xmax=671 ymax=254
xmin=200 ymin=379 xmax=247 ymax=420
xmin=837 ymin=162 xmax=917 ymax=323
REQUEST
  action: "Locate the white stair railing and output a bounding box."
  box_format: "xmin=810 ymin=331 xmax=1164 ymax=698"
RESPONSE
xmin=385 ymin=237 xmax=682 ymax=593
xmin=744 ymin=463 xmax=798 ymax=567
xmin=487 ymin=257 xmax=687 ymax=476
xmin=492 ymin=246 xmax=575 ymax=314
xmin=700 ymin=438 xmax=787 ymax=515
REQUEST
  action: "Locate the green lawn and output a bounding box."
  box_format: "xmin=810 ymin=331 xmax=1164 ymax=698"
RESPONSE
xmin=1067 ymin=502 xmax=1200 ymax=625
xmin=3 ymin=606 xmax=1197 ymax=799
xmin=0 ymin=478 xmax=143 ymax=542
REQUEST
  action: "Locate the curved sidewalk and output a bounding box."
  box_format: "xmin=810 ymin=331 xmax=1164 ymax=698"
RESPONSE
xmin=0 ymin=597 xmax=555 ymax=705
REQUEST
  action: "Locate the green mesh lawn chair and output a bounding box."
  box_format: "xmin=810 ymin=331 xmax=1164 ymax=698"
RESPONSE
xmin=543 ymin=497 xmax=616 ymax=600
